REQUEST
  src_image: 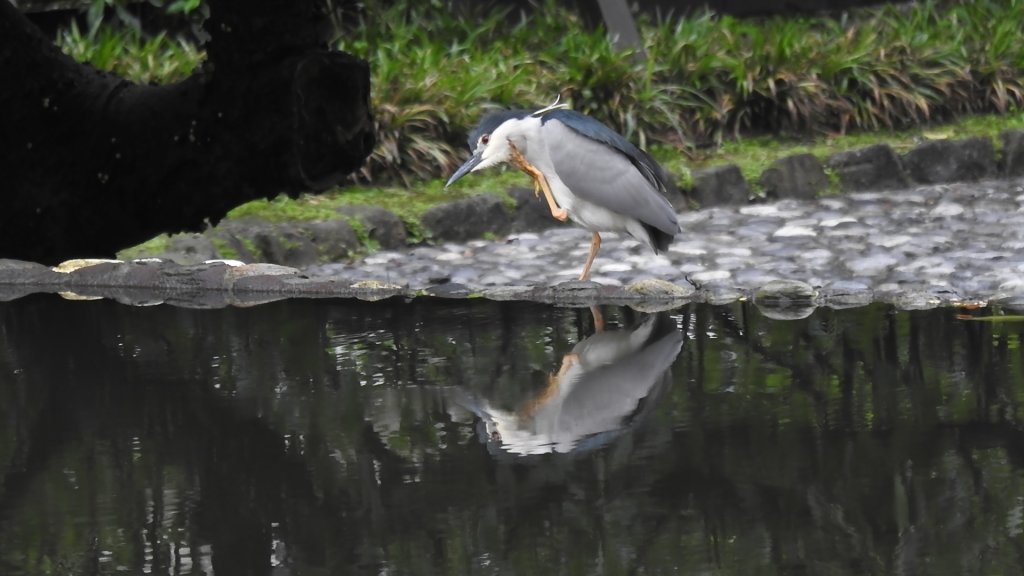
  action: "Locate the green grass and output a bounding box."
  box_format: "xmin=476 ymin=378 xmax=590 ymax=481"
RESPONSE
xmin=57 ymin=21 xmax=203 ymax=84
xmin=335 ymin=0 xmax=1024 ymax=183
xmin=117 ymin=234 xmax=173 ymax=260
xmin=59 ymin=0 xmax=1024 ymax=186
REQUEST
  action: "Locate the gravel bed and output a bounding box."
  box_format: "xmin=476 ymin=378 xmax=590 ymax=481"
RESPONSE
xmin=303 ymin=178 xmax=1024 ymax=309
xmin=5 ymin=178 xmax=1024 ymax=312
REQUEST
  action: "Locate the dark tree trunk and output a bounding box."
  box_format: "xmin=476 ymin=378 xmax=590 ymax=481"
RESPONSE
xmin=0 ymin=0 xmax=374 ymax=264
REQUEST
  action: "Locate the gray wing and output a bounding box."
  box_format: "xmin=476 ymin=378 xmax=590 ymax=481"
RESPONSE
xmin=558 ymin=321 xmax=683 ymax=432
xmin=542 ymin=118 xmax=680 ymax=236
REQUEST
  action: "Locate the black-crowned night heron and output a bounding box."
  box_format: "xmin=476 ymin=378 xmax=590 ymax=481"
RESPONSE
xmin=453 ymin=311 xmax=683 ymax=456
xmin=445 ymin=97 xmax=681 ymax=281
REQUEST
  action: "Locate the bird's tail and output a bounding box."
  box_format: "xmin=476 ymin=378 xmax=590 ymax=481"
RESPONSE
xmin=646 ymin=224 xmax=677 ymax=254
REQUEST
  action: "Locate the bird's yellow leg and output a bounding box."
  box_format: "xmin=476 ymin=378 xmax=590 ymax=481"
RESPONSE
xmin=535 ymin=174 xmax=568 ymax=222
xmin=508 ymin=142 xmax=568 ymax=222
xmin=589 ymin=306 xmax=605 ymax=333
xmin=579 ymin=232 xmax=601 ymax=281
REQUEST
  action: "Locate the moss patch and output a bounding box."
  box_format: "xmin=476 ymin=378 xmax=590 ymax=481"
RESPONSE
xmin=653 ymin=109 xmax=1024 ymax=197
xmin=117 ymin=233 xmax=173 ymax=260
xmin=210 ymin=236 xmax=242 ymax=261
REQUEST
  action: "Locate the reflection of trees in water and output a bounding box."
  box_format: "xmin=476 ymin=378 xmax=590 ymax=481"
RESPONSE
xmin=0 ymin=297 xmax=362 ymax=575
xmin=1 ymin=297 xmax=1023 ymax=574
xmin=671 ymin=303 xmax=1024 ymax=574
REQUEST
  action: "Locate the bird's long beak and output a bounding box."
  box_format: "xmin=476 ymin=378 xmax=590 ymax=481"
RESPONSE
xmin=445 ymin=150 xmax=484 ymax=189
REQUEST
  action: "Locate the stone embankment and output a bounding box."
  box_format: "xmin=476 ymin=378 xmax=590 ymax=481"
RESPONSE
xmin=5 ymin=131 xmax=1024 ymax=312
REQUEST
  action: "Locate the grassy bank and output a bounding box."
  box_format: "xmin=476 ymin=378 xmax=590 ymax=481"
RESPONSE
xmin=115 ymin=105 xmax=1024 ymax=261
xmin=59 ymin=0 xmax=1024 ymax=183
xmin=342 ymin=0 xmax=1024 ymax=181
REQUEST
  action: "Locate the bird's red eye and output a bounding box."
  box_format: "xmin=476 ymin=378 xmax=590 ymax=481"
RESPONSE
xmin=481 ymin=134 xmax=490 ymax=145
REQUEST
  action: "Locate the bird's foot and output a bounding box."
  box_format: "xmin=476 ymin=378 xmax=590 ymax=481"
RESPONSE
xmin=557 ymin=353 xmax=579 ymax=376
xmin=508 ymin=141 xmax=529 ymax=171
xmin=510 ymin=141 xmax=566 ymax=221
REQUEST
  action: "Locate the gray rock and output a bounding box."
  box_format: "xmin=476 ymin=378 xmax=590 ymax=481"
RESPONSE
xmin=213 ymin=220 xmax=359 ymax=268
xmin=506 ymin=187 xmax=563 ymax=233
xmin=0 ymin=259 xmax=63 ymax=286
xmin=846 ymin=253 xmax=899 ymax=276
xmin=226 ymin=263 xmax=302 ymax=279
xmin=209 ymin=219 xmax=271 ymax=262
xmin=149 ymin=233 xmax=218 ymax=264
xmin=65 ymin=260 xmax=133 ymax=286
xmin=423 ymin=283 xmax=474 ymax=298
xmin=753 ymin=278 xmax=818 ymax=307
xmin=346 ymin=279 xmax=408 ymax=301
xmin=902 ymin=137 xmax=996 ymax=184
xmin=480 ymin=285 xmax=535 ymax=301
xmin=690 ymin=164 xmax=751 ymax=206
xmin=826 ymin=144 xmax=909 ymax=192
xmin=625 ymin=278 xmax=695 ymax=299
xmin=420 ymin=194 xmax=512 ymax=242
xmin=689 ymin=269 xmax=731 ymax=284
xmin=303 ymin=221 xmax=361 ymax=262
xmin=884 ymin=289 xmax=943 ymax=310
xmin=698 ymin=283 xmax=745 ymax=305
xmin=337 ymin=205 xmax=408 ymax=249
xmin=820 ymin=280 xmax=874 ymax=309
xmin=548 ymin=279 xmax=603 ymax=297
xmin=1000 ymin=129 xmax=1024 ymax=178
xmin=528 ymin=279 xmax=636 ymax=305
xmin=758 ymin=153 xmax=829 ymax=200
xmin=254 ymin=221 xmax=357 ymax=268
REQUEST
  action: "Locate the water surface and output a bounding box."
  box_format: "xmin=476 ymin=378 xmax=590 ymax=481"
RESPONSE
xmin=2 ymin=296 xmax=1023 ymax=575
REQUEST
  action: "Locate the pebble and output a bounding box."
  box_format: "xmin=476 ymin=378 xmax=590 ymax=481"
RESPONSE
xmin=690 ymin=270 xmax=732 ymax=283
xmin=773 ymin=225 xmax=817 ymax=237
xmin=305 ymin=178 xmax=1024 ymax=307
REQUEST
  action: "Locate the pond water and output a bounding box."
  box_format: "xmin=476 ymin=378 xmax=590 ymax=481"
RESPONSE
xmin=2 ymin=295 xmax=1024 ymax=575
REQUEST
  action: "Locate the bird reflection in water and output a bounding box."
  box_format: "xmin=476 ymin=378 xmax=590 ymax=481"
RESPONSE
xmin=458 ymin=308 xmax=683 ymax=456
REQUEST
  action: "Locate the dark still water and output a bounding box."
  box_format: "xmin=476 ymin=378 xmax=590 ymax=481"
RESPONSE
xmin=2 ymin=295 xmax=1024 ymax=575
